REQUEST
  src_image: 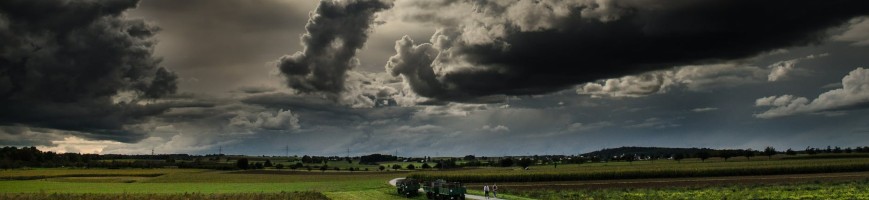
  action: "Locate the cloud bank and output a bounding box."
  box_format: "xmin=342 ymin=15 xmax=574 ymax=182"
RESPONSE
xmin=276 ymin=0 xmax=391 ymax=93
xmin=0 ymin=0 xmax=183 ymax=142
xmin=755 ymin=68 xmax=869 ymax=118
xmin=385 ymin=0 xmax=869 ymax=101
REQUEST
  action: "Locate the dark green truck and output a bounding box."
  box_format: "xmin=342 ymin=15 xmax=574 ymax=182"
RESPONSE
xmin=422 ymin=179 xmax=466 ymax=200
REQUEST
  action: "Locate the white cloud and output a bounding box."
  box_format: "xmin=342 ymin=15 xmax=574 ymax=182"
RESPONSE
xmin=755 ymin=68 xmax=869 ymax=118
xmin=394 ymin=124 xmax=443 ymax=134
xmin=834 ymin=17 xmax=869 ymax=46
xmin=414 ymin=103 xmax=490 ymax=118
xmin=626 ymin=118 xmax=681 ymax=129
xmin=566 ymin=121 xmax=613 ymax=132
xmin=481 ymin=125 xmax=510 ymax=132
xmin=767 ymin=53 xmax=828 ymax=82
xmin=35 ymin=136 xmax=122 ymax=154
xmin=578 ymin=63 xmax=766 ymax=98
xmin=692 ymin=107 xmax=719 ymax=112
xmin=230 ymin=109 xmax=300 ymax=130
xmin=577 ymin=71 xmax=674 ymax=98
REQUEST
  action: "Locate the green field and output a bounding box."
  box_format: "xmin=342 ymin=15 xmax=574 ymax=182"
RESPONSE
xmin=410 ymin=157 xmax=869 ymax=182
xmin=504 ymin=179 xmax=869 ymax=200
xmin=0 ymin=191 xmax=329 ymax=200
xmin=0 ymin=169 xmax=415 ymax=200
xmin=3 ymin=155 xmax=869 ymax=199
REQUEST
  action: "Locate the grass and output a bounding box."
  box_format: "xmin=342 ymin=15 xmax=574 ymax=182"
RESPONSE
xmin=0 ymin=191 xmax=329 ymax=200
xmin=324 ymin=187 xmax=426 ymax=200
xmin=0 ymin=169 xmax=407 ymax=194
xmin=0 ymin=168 xmax=419 ymax=199
xmin=4 ymin=155 xmax=869 ymax=199
xmin=410 ymin=157 xmax=869 ymax=182
xmin=0 ymin=168 xmax=204 ymax=180
xmin=506 ymin=179 xmax=869 ymax=200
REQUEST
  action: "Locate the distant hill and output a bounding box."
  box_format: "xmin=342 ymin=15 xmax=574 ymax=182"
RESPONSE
xmin=581 ymin=146 xmax=717 ymax=158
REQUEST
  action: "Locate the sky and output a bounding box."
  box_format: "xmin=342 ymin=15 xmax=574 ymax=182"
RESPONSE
xmin=2 ymin=0 xmax=869 ymax=157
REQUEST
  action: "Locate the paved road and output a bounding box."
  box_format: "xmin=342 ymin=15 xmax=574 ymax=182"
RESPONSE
xmin=389 ymin=178 xmax=505 ymax=200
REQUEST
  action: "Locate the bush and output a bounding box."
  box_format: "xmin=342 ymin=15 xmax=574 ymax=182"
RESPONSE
xmin=236 ymin=158 xmax=249 ymax=170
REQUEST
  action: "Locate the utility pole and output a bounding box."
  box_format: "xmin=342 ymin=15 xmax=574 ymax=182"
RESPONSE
xmin=285 ymin=145 xmax=289 ymax=159
xmin=346 ymin=147 xmax=350 ymax=158
xmin=219 ymin=146 xmax=222 ymax=155
xmin=151 ymin=148 xmax=154 ymax=156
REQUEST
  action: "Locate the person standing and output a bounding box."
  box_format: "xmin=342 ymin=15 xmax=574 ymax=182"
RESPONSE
xmin=483 ymin=183 xmax=490 ymax=199
xmin=492 ymin=183 xmax=498 ymax=198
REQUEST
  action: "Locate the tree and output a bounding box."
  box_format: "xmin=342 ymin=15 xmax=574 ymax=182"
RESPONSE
xmin=254 ymin=162 xmax=264 ymax=169
xmin=744 ymin=149 xmax=755 ymax=160
xmin=421 ymin=163 xmax=431 ymax=169
xmin=623 ymin=154 xmax=636 ymax=164
xmin=696 ymin=151 xmax=710 ymax=162
xmin=320 ymin=164 xmax=328 ymax=172
xmin=275 ymin=164 xmax=285 ymax=169
xmin=264 ymin=159 xmax=273 ymax=167
xmin=499 ymin=158 xmax=514 ymax=167
xmin=785 ymin=148 xmax=796 ymax=155
xmin=673 ymin=154 xmax=684 ymax=163
xmin=720 ymin=150 xmax=732 ymax=161
xmin=806 ymin=147 xmax=817 ymax=155
xmin=517 ymin=158 xmax=534 ymax=169
xmin=378 ymin=165 xmax=386 ymax=171
xmin=406 ymin=164 xmax=416 ymax=170
xmin=764 ymin=146 xmax=776 ymax=159
xmin=236 ymin=158 xmax=249 ymax=170
xmin=392 ymin=164 xmax=401 ymax=171
xmin=333 ymin=167 xmax=340 ymax=171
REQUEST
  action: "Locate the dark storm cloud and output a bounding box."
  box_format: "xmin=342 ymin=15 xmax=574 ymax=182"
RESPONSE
xmin=277 ymin=0 xmax=392 ymax=93
xmin=0 ymin=0 xmax=185 ymax=142
xmin=387 ymin=0 xmax=869 ymax=101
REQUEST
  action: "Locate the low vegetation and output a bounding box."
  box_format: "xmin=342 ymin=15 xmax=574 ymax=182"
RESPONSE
xmin=506 ymin=179 xmax=869 ymax=200
xmin=0 ymin=191 xmax=329 ymax=200
xmin=410 ymin=158 xmax=869 ymax=183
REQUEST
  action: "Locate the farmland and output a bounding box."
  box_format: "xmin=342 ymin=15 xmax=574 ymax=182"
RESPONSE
xmin=409 ymin=156 xmax=869 ymax=183
xmin=3 ymin=153 xmax=869 ymax=199
xmin=0 ymin=169 xmax=417 ymax=200
xmin=500 ymin=179 xmax=869 ymax=200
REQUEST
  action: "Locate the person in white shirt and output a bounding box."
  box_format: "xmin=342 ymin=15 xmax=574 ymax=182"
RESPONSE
xmin=483 ymin=184 xmax=490 ymax=199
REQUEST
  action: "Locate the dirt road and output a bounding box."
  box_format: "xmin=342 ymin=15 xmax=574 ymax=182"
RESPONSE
xmin=389 ymin=178 xmax=505 ymax=200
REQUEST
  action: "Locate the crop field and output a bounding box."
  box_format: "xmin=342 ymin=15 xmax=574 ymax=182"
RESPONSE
xmin=0 ymin=169 xmax=414 ymax=200
xmin=410 ymin=157 xmax=869 ymax=183
xmin=0 ymin=168 xmax=205 ymax=180
xmin=503 ymin=179 xmax=869 ymax=200
xmin=3 ymin=156 xmax=869 ymax=199
xmin=0 ymin=191 xmax=329 ymax=200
